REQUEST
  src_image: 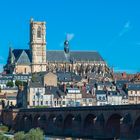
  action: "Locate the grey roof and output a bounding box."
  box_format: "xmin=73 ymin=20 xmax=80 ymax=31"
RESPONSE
xmin=57 ymin=72 xmax=82 ymax=82
xmin=116 ymin=80 xmax=129 ymax=89
xmin=107 ymin=91 xmax=121 ymax=96
xmin=12 ymin=49 xmax=31 ymax=64
xmin=29 ymin=81 xmax=44 ymax=88
xmin=127 ymin=83 xmax=140 ymax=91
xmin=96 ymin=90 xmax=107 ymax=95
xmin=11 ymin=49 xmax=104 ymax=64
xmin=47 ymin=50 xmax=104 ymax=62
xmin=45 ymin=86 xmax=65 ymax=98
xmin=97 ymin=81 xmax=113 ymax=86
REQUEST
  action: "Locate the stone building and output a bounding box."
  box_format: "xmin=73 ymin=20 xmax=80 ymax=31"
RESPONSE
xmin=127 ymin=83 xmax=140 ymax=104
xmin=4 ymin=18 xmax=108 ymax=76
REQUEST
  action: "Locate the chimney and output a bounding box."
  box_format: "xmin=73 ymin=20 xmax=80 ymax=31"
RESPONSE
xmin=63 ymin=84 xmax=66 ymax=92
xmin=122 ymin=72 xmax=127 ymax=79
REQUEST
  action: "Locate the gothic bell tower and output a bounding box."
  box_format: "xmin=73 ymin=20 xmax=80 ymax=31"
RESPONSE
xmin=30 ymin=18 xmax=46 ymax=73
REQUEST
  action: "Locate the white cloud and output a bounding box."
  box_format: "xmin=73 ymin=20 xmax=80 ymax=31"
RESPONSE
xmin=60 ymin=33 xmax=75 ymax=47
xmin=119 ymin=21 xmax=131 ymax=37
xmin=66 ymin=33 xmax=75 ymax=41
xmin=108 ymin=21 xmax=132 ymax=46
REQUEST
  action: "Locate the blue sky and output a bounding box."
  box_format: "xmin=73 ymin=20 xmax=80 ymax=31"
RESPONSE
xmin=0 ymin=0 xmax=140 ymax=73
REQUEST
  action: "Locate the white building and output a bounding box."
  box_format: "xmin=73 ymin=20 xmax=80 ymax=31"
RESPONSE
xmin=96 ymin=90 xmax=108 ymax=106
xmin=107 ymin=91 xmax=122 ymax=105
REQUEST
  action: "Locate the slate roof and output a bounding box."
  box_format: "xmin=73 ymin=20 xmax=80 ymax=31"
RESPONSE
xmin=29 ymin=81 xmax=44 ymax=88
xmin=12 ymin=49 xmax=31 ymax=64
xmin=96 ymin=90 xmax=107 ymax=95
xmin=46 ymin=50 xmax=104 ymax=62
xmin=11 ymin=49 xmax=104 ymax=64
xmin=57 ymin=72 xmax=82 ymax=82
xmin=127 ymin=83 xmax=140 ymax=91
xmin=107 ymin=91 xmax=121 ymax=96
xmin=45 ymin=86 xmax=65 ymax=98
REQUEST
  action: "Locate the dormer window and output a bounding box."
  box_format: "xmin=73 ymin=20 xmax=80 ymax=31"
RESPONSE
xmin=37 ymin=26 xmax=41 ymax=38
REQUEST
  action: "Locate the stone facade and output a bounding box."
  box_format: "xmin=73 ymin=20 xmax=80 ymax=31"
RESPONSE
xmin=43 ymin=72 xmax=57 ymax=87
xmin=30 ymin=18 xmax=46 ymax=73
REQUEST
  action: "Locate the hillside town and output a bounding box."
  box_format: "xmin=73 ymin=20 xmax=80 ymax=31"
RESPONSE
xmin=0 ymin=19 xmax=140 ymax=109
xmin=0 ymin=70 xmax=140 ymax=109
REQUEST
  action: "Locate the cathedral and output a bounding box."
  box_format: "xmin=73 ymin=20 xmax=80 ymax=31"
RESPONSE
xmin=4 ymin=18 xmax=108 ymax=76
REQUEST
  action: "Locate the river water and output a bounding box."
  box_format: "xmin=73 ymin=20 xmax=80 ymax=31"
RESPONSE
xmin=4 ymin=134 xmax=93 ymax=140
xmin=45 ymin=137 xmax=92 ymax=140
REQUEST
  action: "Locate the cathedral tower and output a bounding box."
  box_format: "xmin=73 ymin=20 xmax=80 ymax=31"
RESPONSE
xmin=30 ymin=18 xmax=46 ymax=73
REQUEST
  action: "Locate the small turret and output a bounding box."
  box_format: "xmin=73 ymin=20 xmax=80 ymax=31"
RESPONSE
xmin=64 ymin=40 xmax=69 ymax=54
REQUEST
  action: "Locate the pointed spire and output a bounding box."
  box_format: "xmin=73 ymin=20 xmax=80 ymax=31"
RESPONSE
xmin=8 ymin=43 xmax=13 ymax=64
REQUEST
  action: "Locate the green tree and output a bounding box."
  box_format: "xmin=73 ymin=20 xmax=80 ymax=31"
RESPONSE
xmin=15 ymin=80 xmax=27 ymax=87
xmin=0 ymin=134 xmax=11 ymax=140
xmin=6 ymin=81 xmax=14 ymax=87
xmin=24 ymin=128 xmax=44 ymax=140
xmin=14 ymin=131 xmax=25 ymax=140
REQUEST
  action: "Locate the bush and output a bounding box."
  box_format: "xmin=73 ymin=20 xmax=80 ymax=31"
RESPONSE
xmin=14 ymin=131 xmax=25 ymax=140
xmin=13 ymin=128 xmax=44 ymax=140
xmin=6 ymin=81 xmax=14 ymax=87
xmin=24 ymin=128 xmax=44 ymax=140
xmin=15 ymin=80 xmax=27 ymax=87
xmin=0 ymin=133 xmax=11 ymax=140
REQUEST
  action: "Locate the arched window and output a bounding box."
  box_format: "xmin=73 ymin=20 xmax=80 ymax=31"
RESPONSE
xmin=37 ymin=26 xmax=41 ymax=38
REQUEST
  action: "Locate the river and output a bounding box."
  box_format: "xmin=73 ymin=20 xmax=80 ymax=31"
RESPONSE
xmin=45 ymin=137 xmax=93 ymax=140
xmin=4 ymin=134 xmax=94 ymax=140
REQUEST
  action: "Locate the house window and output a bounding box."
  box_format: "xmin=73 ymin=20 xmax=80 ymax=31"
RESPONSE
xmin=46 ymin=101 xmax=48 ymax=105
xmin=33 ymin=95 xmax=35 ymax=99
xmin=89 ymin=99 xmax=92 ymax=102
xmin=59 ymin=101 xmax=61 ymax=105
xmin=41 ymin=101 xmax=43 ymax=105
xmin=33 ymin=101 xmax=35 ymax=106
xmin=102 ymin=96 xmax=106 ymax=101
xmin=54 ymin=101 xmax=56 ymax=106
xmin=130 ymin=97 xmax=134 ymax=100
xmin=37 ymin=27 xmax=41 ymax=38
xmin=41 ymin=95 xmax=43 ymax=99
xmin=63 ymin=101 xmax=65 ymax=105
